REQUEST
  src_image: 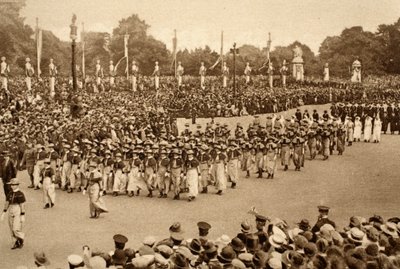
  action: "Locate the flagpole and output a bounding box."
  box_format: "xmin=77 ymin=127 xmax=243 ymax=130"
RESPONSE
xmin=125 ymin=26 xmax=129 ymax=79
xmin=220 ymin=31 xmax=224 ymax=73
xmin=36 ymin=17 xmax=40 ymax=79
xmin=81 ymin=22 xmax=85 ymax=81
xmin=267 ymin=32 xmax=271 ymax=62
xmin=174 ymin=29 xmax=177 ymax=78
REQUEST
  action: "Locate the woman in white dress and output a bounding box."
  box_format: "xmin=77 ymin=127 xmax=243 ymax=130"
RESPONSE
xmin=372 ymin=117 xmax=382 ymax=143
xmin=353 ymin=116 xmax=362 ymax=142
xmin=363 ymin=116 xmax=372 ymax=142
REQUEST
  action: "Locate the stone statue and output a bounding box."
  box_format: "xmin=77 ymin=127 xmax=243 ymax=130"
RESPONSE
xmin=292 ymin=45 xmax=304 ymax=81
xmin=293 ymin=45 xmax=303 ymax=59
xmin=351 ymin=59 xmax=361 ymax=83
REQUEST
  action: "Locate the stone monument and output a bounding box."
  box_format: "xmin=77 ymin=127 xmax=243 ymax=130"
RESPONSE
xmin=292 ymin=45 xmax=304 ymax=81
xmin=351 ymin=59 xmax=361 ymax=83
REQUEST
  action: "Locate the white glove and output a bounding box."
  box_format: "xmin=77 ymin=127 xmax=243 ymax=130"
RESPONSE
xmin=0 ymin=212 xmax=5 ymax=222
xmin=99 ymin=191 xmax=103 ymax=197
xmin=20 ymin=215 xmax=25 ymax=223
xmin=82 ymin=190 xmax=86 ymax=195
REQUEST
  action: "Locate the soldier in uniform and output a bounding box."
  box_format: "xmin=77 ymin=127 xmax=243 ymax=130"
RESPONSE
xmin=199 ymin=62 xmax=206 ymax=89
xmin=19 ymin=143 xmax=36 ymax=188
xmin=0 ymin=56 xmax=10 ymax=90
xmin=152 ymin=61 xmax=160 ymax=90
xmin=25 ymin=58 xmax=34 ymax=92
xmin=244 ymin=62 xmax=251 ymax=84
xmin=177 ymin=61 xmax=184 ymax=87
xmin=311 ymin=206 xmax=336 ymax=233
xmin=131 ymin=60 xmax=139 ymax=92
xmin=222 ymin=62 xmax=229 ymax=88
xmin=49 ymin=58 xmax=57 ymax=97
xmin=255 ymin=214 xmax=269 ymax=245
xmin=109 ymin=60 xmax=116 ymax=88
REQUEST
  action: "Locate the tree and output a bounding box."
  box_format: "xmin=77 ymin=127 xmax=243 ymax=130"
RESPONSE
xmin=110 ymin=14 xmax=170 ymax=75
xmin=319 ymin=26 xmax=386 ymax=78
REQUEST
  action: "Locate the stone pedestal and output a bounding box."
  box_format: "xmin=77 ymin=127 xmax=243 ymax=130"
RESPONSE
xmin=292 ymin=58 xmax=304 ymax=81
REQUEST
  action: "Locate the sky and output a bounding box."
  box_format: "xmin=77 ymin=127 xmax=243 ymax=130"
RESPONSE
xmin=21 ymin=0 xmax=400 ymax=54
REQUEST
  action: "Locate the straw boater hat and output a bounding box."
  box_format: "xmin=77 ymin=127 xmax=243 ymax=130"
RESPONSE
xmin=34 ymin=252 xmax=50 ymax=266
xmin=381 ymin=222 xmax=399 ymax=238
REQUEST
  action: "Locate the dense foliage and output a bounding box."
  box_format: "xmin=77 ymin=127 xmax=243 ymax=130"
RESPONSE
xmin=1 ymin=1 xmax=400 ymax=78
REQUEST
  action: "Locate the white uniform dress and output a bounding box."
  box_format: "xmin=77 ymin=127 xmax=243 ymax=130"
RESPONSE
xmin=353 ymin=119 xmax=362 ymax=141
xmin=364 ymin=117 xmax=372 ymax=142
xmin=372 ymin=118 xmax=382 ymax=142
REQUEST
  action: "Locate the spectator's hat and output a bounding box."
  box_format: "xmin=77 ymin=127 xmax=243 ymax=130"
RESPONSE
xmin=197 ymin=221 xmax=211 ymax=235
xmin=34 ymin=251 xmax=50 ymax=266
xmin=113 ymin=234 xmax=128 ymax=249
xmin=317 ymin=205 xmax=330 ymax=213
xmin=188 ymin=238 xmax=202 ymax=255
xmin=67 ymin=254 xmax=84 ymax=268
xmin=230 ymin=237 xmax=246 ymax=253
xmin=170 ymin=253 xmax=189 ymax=269
xmin=232 ymin=258 xmax=246 ymax=269
xmin=241 ymin=220 xmax=251 ymax=233
xmin=381 ymin=222 xmax=399 ymax=238
xmin=269 ymin=234 xmax=286 ymax=248
xmin=297 ymin=219 xmax=310 ymax=231
xmin=217 ymin=246 xmax=236 ymax=264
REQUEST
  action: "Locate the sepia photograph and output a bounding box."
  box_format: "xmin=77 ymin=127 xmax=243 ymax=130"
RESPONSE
xmin=1 ymin=0 xmax=400 ymax=268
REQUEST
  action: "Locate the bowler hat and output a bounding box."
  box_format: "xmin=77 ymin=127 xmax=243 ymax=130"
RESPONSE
xmin=218 ymin=245 xmax=236 ymax=264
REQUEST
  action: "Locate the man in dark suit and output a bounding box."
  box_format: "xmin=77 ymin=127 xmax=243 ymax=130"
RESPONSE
xmin=311 ymin=205 xmax=336 ymax=233
xmin=0 ymin=151 xmax=17 ymax=199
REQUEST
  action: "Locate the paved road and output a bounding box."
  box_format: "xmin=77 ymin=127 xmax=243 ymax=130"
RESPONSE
xmin=2 ymin=106 xmax=400 ymax=268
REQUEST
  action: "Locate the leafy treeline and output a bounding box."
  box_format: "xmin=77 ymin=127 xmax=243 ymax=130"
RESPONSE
xmin=1 ymin=1 xmax=400 ymax=78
